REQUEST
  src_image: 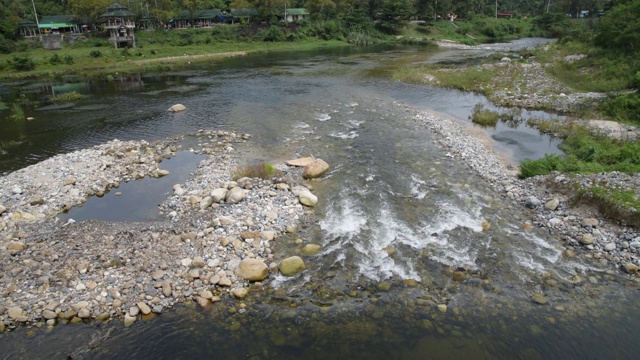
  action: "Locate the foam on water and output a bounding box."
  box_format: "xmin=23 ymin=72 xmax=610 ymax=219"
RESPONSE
xmin=348 ymin=119 xmax=365 ymax=127
xmin=329 ymin=131 xmax=359 ymax=139
xmin=315 ymin=113 xmax=332 ymax=121
xmin=410 ymin=174 xmax=429 ymax=200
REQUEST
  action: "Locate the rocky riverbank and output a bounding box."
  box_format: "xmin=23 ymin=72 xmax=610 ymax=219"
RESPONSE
xmin=432 ymin=40 xmax=607 ymax=113
xmin=414 ymin=110 xmax=640 ymax=282
xmin=0 ymin=130 xmax=321 ymax=331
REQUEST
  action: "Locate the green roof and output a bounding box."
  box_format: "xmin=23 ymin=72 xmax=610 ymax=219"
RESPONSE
xmin=195 ymin=9 xmax=224 ymax=19
xmin=19 ymin=19 xmax=38 ymax=27
xmin=176 ymin=9 xmax=224 ymax=20
xmin=39 ymin=23 xmax=74 ymax=29
xmin=41 ymin=15 xmax=79 ymax=24
xmin=285 ymin=8 xmax=309 ymax=16
xmin=100 ymin=3 xmax=135 ymax=18
xmin=175 ymin=10 xmax=192 ymax=20
xmin=231 ymin=8 xmax=258 ymax=17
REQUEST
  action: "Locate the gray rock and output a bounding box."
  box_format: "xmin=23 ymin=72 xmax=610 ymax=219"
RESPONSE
xmin=168 ymin=104 xmax=186 ymax=112
xmin=8 ymin=307 xmax=24 ymax=320
xmin=580 ymin=234 xmax=594 ymax=245
xmin=604 ymin=243 xmax=616 ymax=251
xmin=583 ymin=218 xmax=599 ymax=227
xmin=298 ymin=191 xmax=318 ymax=207
xmin=42 ymin=310 xmax=57 ymax=320
xmin=78 ymin=308 xmax=91 ymax=319
xmin=152 ymin=305 xmax=163 ymax=314
xmin=525 ymin=196 xmax=541 ymax=208
xmin=210 ymin=188 xmax=228 ymax=203
xmin=544 ymin=198 xmax=560 ymax=211
xmin=137 ymin=302 xmax=151 ymax=315
xmin=279 ymin=256 xmax=306 ymax=276
xmin=235 ymin=258 xmax=269 ymax=281
xmin=302 ymin=159 xmax=330 ymax=179
xmin=226 ymin=187 xmax=247 ymax=204
xmin=191 ymin=256 xmax=205 ymax=268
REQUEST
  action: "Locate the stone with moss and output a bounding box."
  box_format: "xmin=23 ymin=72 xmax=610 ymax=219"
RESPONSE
xmin=279 ymin=256 xmax=305 ymax=276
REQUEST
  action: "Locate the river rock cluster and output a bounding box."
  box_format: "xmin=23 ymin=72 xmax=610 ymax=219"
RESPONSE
xmin=0 ymin=130 xmax=321 ymax=331
xmin=414 ymin=110 xmax=640 ymax=281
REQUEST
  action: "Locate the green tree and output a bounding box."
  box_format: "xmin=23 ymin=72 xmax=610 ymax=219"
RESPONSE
xmin=595 ymin=0 xmax=640 ymax=51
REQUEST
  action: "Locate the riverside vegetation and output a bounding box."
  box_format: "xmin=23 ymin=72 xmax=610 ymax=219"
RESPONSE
xmin=391 ymin=2 xmax=640 ymax=226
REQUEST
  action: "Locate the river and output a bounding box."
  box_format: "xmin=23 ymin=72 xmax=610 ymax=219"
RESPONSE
xmin=1 ymin=40 xmax=639 ymax=359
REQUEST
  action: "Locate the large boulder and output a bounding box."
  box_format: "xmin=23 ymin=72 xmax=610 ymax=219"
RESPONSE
xmin=286 ymin=157 xmax=315 ymax=167
xmin=279 ymin=256 xmax=306 ymax=276
xmin=298 ymin=191 xmax=318 ymax=207
xmin=210 ymin=188 xmax=228 ymax=203
xmin=226 ymin=186 xmax=247 ymax=204
xmin=302 ymin=159 xmax=330 ymax=179
xmin=235 ymin=258 xmax=269 ymax=281
xmin=168 ymin=104 xmax=186 ymax=112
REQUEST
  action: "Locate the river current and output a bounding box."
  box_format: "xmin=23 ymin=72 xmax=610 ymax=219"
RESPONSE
xmin=1 ymin=41 xmax=639 ymax=359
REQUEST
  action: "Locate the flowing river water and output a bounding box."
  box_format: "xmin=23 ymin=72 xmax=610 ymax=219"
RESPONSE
xmin=1 ymin=40 xmax=640 ymax=359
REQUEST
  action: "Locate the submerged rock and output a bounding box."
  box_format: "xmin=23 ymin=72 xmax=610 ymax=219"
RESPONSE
xmin=168 ymin=104 xmax=186 ymax=112
xmin=301 ymin=244 xmax=321 ymax=255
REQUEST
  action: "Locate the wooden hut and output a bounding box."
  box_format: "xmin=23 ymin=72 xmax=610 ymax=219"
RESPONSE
xmin=230 ymin=8 xmax=258 ymax=24
xmin=19 ymin=19 xmax=39 ymax=38
xmin=100 ymin=3 xmax=136 ymax=48
xmin=194 ymin=9 xmax=224 ymax=28
xmin=137 ymin=14 xmax=159 ymax=30
xmin=38 ymin=15 xmax=83 ymax=34
xmin=283 ymin=8 xmax=309 ymax=23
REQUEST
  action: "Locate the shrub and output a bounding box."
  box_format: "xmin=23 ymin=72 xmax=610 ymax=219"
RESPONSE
xmin=89 ymin=50 xmax=102 ymax=58
xmin=260 ymin=26 xmax=286 ymax=42
xmin=470 ymin=103 xmax=499 ymax=127
xmin=10 ymin=55 xmax=35 ymax=71
xmin=51 ymin=91 xmax=85 ymax=103
xmin=49 ymin=53 xmax=62 ymax=65
xmin=232 ymin=162 xmax=282 ymax=180
xmin=64 ymin=55 xmax=74 ymax=64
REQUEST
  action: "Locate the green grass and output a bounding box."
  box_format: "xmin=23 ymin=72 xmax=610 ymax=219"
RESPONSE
xmin=51 ymin=91 xmax=85 ymax=103
xmin=232 ymin=162 xmax=282 ymax=180
xmin=470 ymin=103 xmax=499 ymax=127
xmin=0 ymin=35 xmax=348 ymax=80
xmin=573 ymin=185 xmax=640 ymax=227
xmin=519 ymin=126 xmax=640 ymax=178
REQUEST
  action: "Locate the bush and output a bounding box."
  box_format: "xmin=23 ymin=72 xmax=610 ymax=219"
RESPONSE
xmin=10 ymin=55 xmax=35 ymax=71
xmin=0 ymin=34 xmax=14 ymax=54
xmin=470 ymin=103 xmax=499 ymax=127
xmin=89 ymin=50 xmax=102 ymax=58
xmin=601 ymin=92 xmax=640 ymax=124
xmin=49 ymin=53 xmax=62 ymax=65
xmin=64 ymin=55 xmax=74 ymax=64
xmin=232 ymin=162 xmax=282 ymax=180
xmin=260 ymin=26 xmax=286 ymax=42
xmin=51 ymin=91 xmax=85 ymax=103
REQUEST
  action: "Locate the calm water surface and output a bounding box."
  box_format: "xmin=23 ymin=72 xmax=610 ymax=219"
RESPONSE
xmin=1 ymin=41 xmax=638 ymax=359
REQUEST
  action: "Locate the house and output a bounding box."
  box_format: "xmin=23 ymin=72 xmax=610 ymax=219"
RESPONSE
xmin=137 ymin=14 xmax=159 ymax=30
xmin=38 ymin=15 xmax=83 ymax=34
xmin=193 ymin=9 xmax=225 ymax=28
xmin=230 ymin=8 xmax=258 ymax=24
xmin=18 ymin=19 xmax=39 ymax=38
xmin=283 ymin=8 xmax=309 ymax=23
xmin=172 ymin=9 xmax=225 ymax=29
xmin=99 ymin=3 xmax=136 ymax=48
